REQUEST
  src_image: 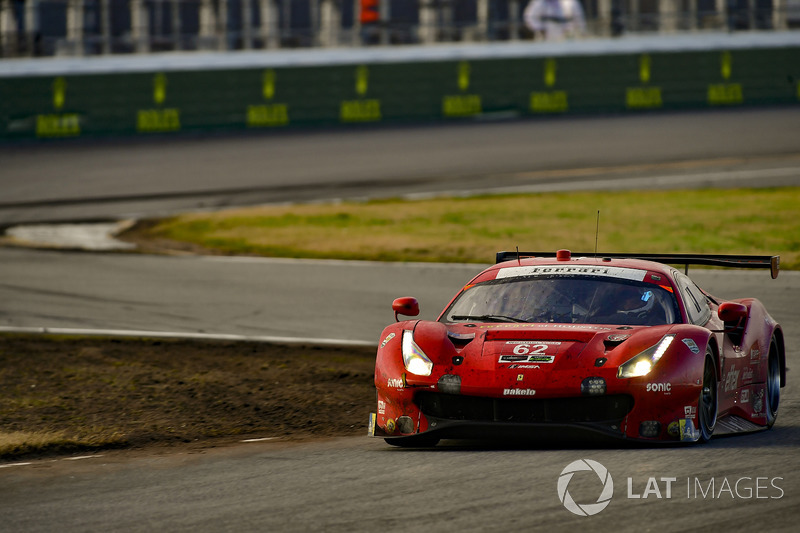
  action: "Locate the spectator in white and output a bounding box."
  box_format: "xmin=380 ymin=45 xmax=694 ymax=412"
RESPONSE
xmin=523 ymin=0 xmax=587 ymax=41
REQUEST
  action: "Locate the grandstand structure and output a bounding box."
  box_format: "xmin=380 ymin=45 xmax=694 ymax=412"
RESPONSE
xmin=0 ymin=0 xmax=795 ymax=57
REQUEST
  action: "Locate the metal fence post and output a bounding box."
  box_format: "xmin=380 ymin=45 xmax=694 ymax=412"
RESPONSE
xmin=131 ymin=0 xmax=151 ymax=53
xmin=419 ymin=0 xmax=437 ymax=44
xmin=260 ymin=0 xmax=279 ymax=48
xmin=320 ymin=0 xmax=342 ymax=47
xmin=509 ymin=0 xmax=519 ymax=41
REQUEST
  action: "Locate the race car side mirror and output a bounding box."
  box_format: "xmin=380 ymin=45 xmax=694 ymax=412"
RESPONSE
xmin=392 ymin=297 xmax=419 ymax=321
xmin=718 ymin=302 xmax=747 ymax=324
xmin=718 ymin=302 xmax=747 ymax=344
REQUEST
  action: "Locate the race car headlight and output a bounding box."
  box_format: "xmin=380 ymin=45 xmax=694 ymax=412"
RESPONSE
xmin=402 ymin=330 xmax=433 ymax=376
xmin=618 ymin=334 xmax=675 ymax=378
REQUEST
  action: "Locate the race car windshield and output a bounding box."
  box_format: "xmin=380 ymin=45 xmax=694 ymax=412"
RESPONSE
xmin=442 ymin=275 xmax=681 ymax=326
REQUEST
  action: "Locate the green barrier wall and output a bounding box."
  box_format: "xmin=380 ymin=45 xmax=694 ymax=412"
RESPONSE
xmin=1 ymin=47 xmax=799 ymax=141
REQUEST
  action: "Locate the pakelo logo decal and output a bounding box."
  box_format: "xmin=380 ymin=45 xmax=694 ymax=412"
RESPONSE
xmin=503 ymin=388 xmax=536 ymax=396
xmin=557 ymin=459 xmax=614 ymax=516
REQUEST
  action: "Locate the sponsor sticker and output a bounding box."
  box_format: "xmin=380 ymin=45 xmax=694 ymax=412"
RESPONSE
xmin=684 ymin=406 xmax=697 ymax=419
xmin=682 ymin=338 xmax=701 ymax=354
xmin=646 ymin=383 xmax=672 ymax=392
xmin=753 ymin=390 xmax=764 ymax=413
xmin=496 ymin=265 xmax=647 ymax=281
xmin=387 ymin=378 xmax=404 ymax=389
xmin=499 ymin=354 xmax=555 ymax=364
xmin=499 ymin=341 xmax=560 ymax=364
xmin=503 ymin=388 xmax=536 ymax=396
xmin=741 ymin=389 xmax=750 ymax=404
xmin=378 ymin=400 xmax=386 ymax=414
xmin=723 ymin=365 xmax=740 ymax=392
xmin=380 ymin=332 xmax=396 ymax=348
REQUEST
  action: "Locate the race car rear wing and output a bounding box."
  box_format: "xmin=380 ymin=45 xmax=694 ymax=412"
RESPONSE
xmin=495 ymin=251 xmax=780 ymax=279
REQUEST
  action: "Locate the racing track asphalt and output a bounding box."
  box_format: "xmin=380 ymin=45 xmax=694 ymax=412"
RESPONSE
xmin=1 ymin=107 xmax=800 ymax=225
xmin=1 ymin=107 xmax=800 ymax=531
xmin=1 ymin=254 xmax=799 ymax=532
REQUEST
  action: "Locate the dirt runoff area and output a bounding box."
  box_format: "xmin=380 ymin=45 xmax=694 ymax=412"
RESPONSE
xmin=0 ymin=334 xmax=377 ymax=461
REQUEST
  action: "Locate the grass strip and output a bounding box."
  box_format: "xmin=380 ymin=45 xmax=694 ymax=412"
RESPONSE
xmin=123 ymin=188 xmax=800 ymax=270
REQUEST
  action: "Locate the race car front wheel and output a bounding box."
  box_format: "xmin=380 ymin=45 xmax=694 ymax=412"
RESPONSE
xmin=698 ymin=348 xmax=718 ymax=443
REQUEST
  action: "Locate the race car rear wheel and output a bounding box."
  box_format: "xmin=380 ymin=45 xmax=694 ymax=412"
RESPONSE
xmin=766 ymin=337 xmax=781 ymax=428
xmin=698 ymin=348 xmax=718 ymax=443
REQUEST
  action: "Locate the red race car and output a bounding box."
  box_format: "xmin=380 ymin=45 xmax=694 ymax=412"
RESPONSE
xmin=369 ymin=250 xmax=785 ymax=446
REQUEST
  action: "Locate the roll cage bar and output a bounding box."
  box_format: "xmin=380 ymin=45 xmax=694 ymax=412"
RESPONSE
xmin=495 ymin=251 xmax=780 ymax=279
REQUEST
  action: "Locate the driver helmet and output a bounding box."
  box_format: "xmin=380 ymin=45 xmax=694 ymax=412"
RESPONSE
xmin=617 ymin=285 xmax=656 ymax=316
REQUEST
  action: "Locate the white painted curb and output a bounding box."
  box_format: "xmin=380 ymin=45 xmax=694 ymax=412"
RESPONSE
xmin=0 ymin=326 xmax=376 ymax=348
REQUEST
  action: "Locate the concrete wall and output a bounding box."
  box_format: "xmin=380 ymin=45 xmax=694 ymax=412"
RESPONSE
xmin=1 ymin=33 xmax=798 ymax=140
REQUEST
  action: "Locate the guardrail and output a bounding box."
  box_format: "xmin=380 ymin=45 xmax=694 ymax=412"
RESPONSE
xmin=1 ymin=32 xmax=798 ymax=140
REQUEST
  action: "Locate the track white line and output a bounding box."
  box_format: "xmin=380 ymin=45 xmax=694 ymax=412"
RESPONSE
xmin=0 ymin=462 xmax=33 ymax=469
xmin=404 ymin=166 xmax=800 ymax=200
xmin=0 ymin=326 xmax=376 ymax=347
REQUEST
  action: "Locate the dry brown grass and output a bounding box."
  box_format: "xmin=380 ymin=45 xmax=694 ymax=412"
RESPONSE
xmin=122 ymin=188 xmax=800 ymax=269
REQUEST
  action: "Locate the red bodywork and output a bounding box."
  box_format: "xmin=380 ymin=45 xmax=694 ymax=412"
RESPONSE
xmin=370 ymin=253 xmax=785 ymax=444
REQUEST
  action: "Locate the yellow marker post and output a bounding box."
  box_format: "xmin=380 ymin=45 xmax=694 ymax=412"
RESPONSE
xmin=154 ymin=73 xmax=167 ymax=105
xmin=263 ymin=70 xmax=276 ymax=100
xmin=531 ymin=59 xmax=568 ymax=113
xmin=340 ymin=65 xmax=381 ymax=123
xmin=721 ymin=51 xmax=732 ymax=80
xmin=249 ymin=69 xmax=289 ymax=127
xmin=36 ymin=77 xmax=80 ymax=137
xmin=137 ymin=72 xmax=181 ymax=133
xmin=626 ymin=54 xmax=662 ymax=109
xmin=443 ymin=62 xmax=481 ymax=117
xmin=356 ymin=65 xmax=369 ymax=96
xmin=458 ymin=62 xmax=470 ymax=92
xmin=53 ymin=77 xmax=66 ymax=110
xmin=639 ymin=54 xmax=651 ymax=84
xmin=708 ymin=51 xmax=742 ymax=106
xmin=544 ymin=59 xmax=557 ymax=88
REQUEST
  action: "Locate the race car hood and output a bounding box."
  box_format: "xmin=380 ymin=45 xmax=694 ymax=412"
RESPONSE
xmin=405 ymin=321 xmax=676 ymax=396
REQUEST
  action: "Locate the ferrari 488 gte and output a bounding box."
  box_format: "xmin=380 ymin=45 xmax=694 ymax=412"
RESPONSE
xmin=369 ymin=250 xmax=784 ymax=446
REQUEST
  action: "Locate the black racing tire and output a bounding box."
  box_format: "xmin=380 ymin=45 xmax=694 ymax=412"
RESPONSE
xmin=698 ymin=347 xmax=718 ymax=443
xmin=766 ymin=337 xmax=781 ymax=429
xmin=384 ymin=435 xmax=440 ymax=448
